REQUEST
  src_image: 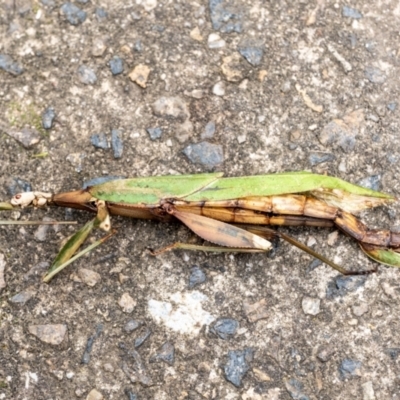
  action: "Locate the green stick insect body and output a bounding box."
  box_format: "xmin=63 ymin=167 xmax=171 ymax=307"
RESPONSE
xmin=1 ymin=172 xmax=399 ymax=282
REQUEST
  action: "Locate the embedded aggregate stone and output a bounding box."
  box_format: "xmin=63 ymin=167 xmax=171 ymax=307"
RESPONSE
xmin=82 ymin=324 xmax=103 ymax=364
xmin=357 ymin=175 xmax=382 ymax=192
xmin=60 ymin=3 xmax=87 ymax=25
xmin=28 ymin=324 xmax=68 ymax=345
xmin=308 ymin=152 xmax=335 ymax=166
xmin=201 ymin=121 xmax=216 ymax=139
xmin=188 ymin=266 xmax=206 ymax=289
xmin=183 ymin=141 xmax=224 ymax=168
xmin=0 ymin=54 xmax=23 ymax=75
xmin=238 ymin=42 xmax=264 ymax=66
xmin=285 ymin=378 xmax=310 ymax=400
xmin=7 ymin=178 xmax=32 ymax=195
xmin=124 ymin=320 xmax=142 ymax=333
xmin=365 ymin=67 xmax=386 ymax=84
xmin=109 ymin=56 xmax=124 ymax=75
xmin=146 ymin=127 xmax=162 ymax=140
xmin=339 ymin=359 xmax=362 ymax=379
xmin=111 ymin=129 xmax=123 ymax=158
xmin=149 ymin=341 xmax=175 ymax=365
xmin=6 ymin=128 xmax=41 ymax=149
xmin=77 ymin=65 xmax=97 ymax=85
xmin=134 ymin=327 xmax=151 ymax=348
xmin=42 ymin=107 xmax=55 ymax=129
xmin=91 ymin=133 xmax=109 ymax=149
xmin=223 ymin=348 xmax=254 ymax=387
xmin=209 ymin=0 xmax=243 ymax=33
xmin=342 ymin=6 xmax=363 ymax=19
xmin=326 ymin=276 xmax=367 ymax=299
xmin=210 ymin=318 xmax=239 ymax=340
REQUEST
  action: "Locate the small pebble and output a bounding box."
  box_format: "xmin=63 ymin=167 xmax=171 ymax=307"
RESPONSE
xmin=125 ymin=390 xmax=138 ymax=400
xmin=357 ymin=175 xmax=381 ymax=191
xmin=301 ymin=296 xmax=320 ymax=315
xmin=95 ymin=7 xmax=108 ymax=20
xmin=86 ymin=389 xmax=103 ymax=400
xmin=387 ymin=102 xmax=397 ymax=111
xmin=9 ymin=290 xmax=34 ymax=305
xmin=224 ymin=348 xmax=254 ymax=387
xmin=281 ymin=80 xmax=291 ymax=93
xmin=60 ymin=3 xmax=87 ymax=25
xmin=365 ymin=67 xmax=386 ymax=84
xmin=124 ymin=320 xmax=142 ymax=333
xmin=362 ymin=381 xmax=376 ymax=400
xmin=149 ymin=341 xmax=175 ymax=365
xmin=78 ymin=268 xmax=101 ymax=287
xmin=0 ymin=254 xmax=6 ymax=291
xmin=285 ymin=378 xmax=310 ymax=400
xmin=309 ymin=152 xmax=335 ymax=166
xmin=212 ymin=81 xmax=225 ymax=96
xmin=146 ymin=127 xmax=162 ymax=140
xmin=128 ymin=64 xmax=150 ymax=88
xmin=28 ymin=324 xmax=68 ymax=345
xmin=111 ymin=129 xmax=123 ymax=158
xmin=201 ymin=121 xmax=216 ymax=139
xmin=91 ymin=133 xmax=109 ymax=149
xmin=209 ymin=0 xmax=242 ymax=33
xmin=183 ymin=141 xmax=224 ymax=168
xmin=92 ymin=38 xmax=107 ymax=57
xmin=238 ymin=43 xmax=263 ymax=66
xmin=211 ymin=318 xmax=239 ymax=340
xmin=339 ymin=359 xmax=362 ymax=379
xmin=66 ymin=371 xmax=75 ymax=379
xmin=109 ymin=56 xmax=124 ymax=75
xmin=243 ymin=298 xmax=269 ymax=322
xmin=342 ymin=6 xmax=362 ymax=19
xmin=326 ymin=276 xmax=366 ymax=299
xmin=77 ymin=65 xmax=97 ymax=85
xmin=190 ymin=26 xmax=203 ymax=41
xmin=6 ymin=127 xmax=41 ymax=149
xmin=386 ymin=348 xmax=400 ymax=360
xmin=188 ymin=266 xmax=206 ymax=289
xmin=34 ymin=217 xmax=56 ymax=241
xmin=207 ymin=33 xmax=226 ymax=49
xmin=7 ymin=178 xmax=32 ymax=195
xmin=134 ymin=327 xmax=151 ymax=348
xmin=134 ymin=40 xmax=143 ymax=52
xmin=42 ymin=107 xmax=55 ymax=129
xmin=352 ymin=303 xmax=369 ymax=317
xmin=0 ymin=54 xmax=23 ymax=75
xmin=82 ymin=324 xmax=103 ymax=364
xmin=119 ymin=293 xmax=136 ymax=313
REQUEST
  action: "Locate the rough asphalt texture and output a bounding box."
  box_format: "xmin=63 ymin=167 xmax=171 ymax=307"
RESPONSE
xmin=1 ymin=1 xmax=400 ymax=399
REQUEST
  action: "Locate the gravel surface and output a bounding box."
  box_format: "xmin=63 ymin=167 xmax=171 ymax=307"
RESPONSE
xmin=1 ymin=1 xmax=400 ymax=399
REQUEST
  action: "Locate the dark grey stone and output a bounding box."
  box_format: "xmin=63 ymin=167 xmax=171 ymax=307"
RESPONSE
xmin=109 ymin=56 xmax=124 ymax=75
xmin=0 ymin=54 xmax=23 ymax=75
xmin=183 ymin=142 xmax=224 ymax=168
xmin=60 ymin=3 xmax=87 ymax=25
xmin=42 ymin=107 xmax=56 ymax=129
xmin=223 ymin=348 xmax=254 ymax=387
xmin=111 ymin=129 xmax=123 ymax=158
xmin=342 ymin=6 xmax=362 ymax=19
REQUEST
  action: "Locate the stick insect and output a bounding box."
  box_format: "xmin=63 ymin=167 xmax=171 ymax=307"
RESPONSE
xmin=1 ymin=172 xmax=399 ymax=282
